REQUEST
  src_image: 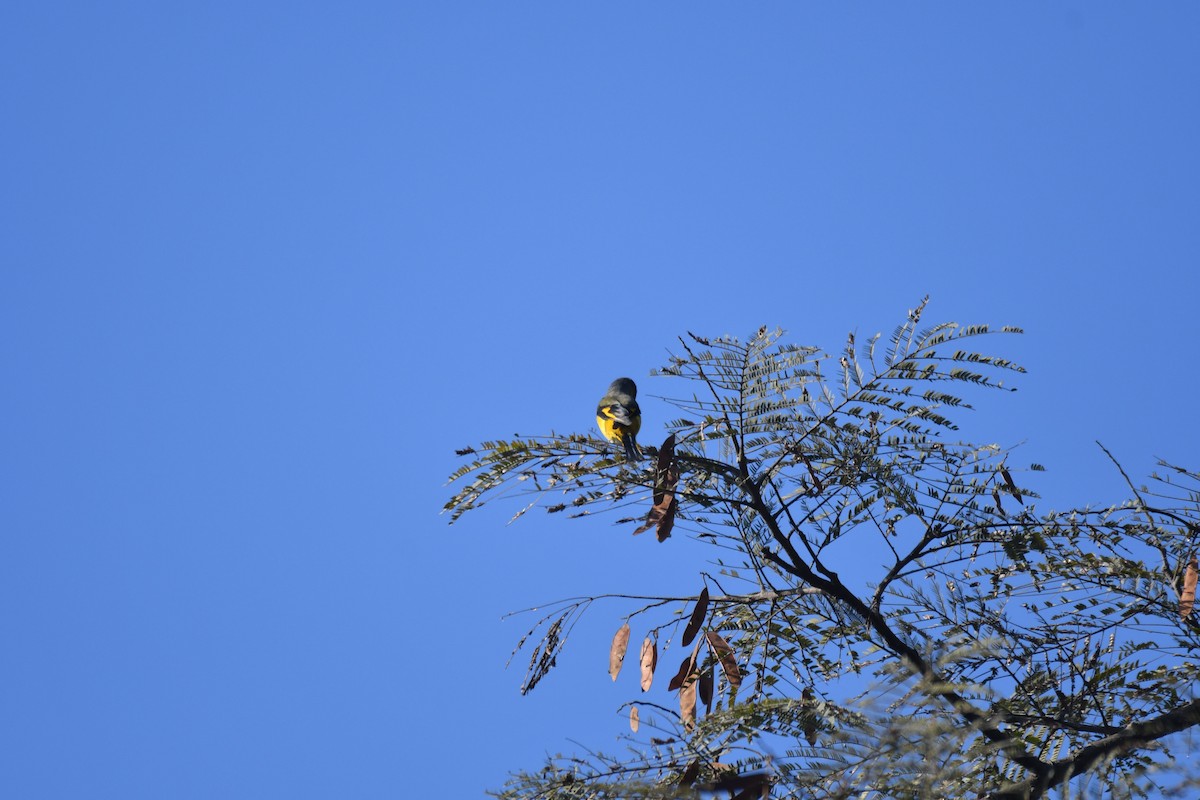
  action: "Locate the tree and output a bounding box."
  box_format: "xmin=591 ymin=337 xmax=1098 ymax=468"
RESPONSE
xmin=445 ymin=299 xmax=1200 ymax=800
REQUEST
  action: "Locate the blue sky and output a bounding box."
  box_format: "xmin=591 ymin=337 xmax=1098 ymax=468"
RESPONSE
xmin=4 ymin=3 xmax=1200 ymax=798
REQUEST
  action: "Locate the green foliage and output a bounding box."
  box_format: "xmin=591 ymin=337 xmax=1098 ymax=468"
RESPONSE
xmin=445 ymin=300 xmax=1200 ymax=800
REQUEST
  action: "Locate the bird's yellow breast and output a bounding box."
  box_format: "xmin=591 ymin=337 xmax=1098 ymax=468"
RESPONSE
xmin=597 ymin=407 xmax=640 ymax=444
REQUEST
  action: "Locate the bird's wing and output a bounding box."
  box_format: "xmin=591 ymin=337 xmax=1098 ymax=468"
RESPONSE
xmin=598 ymin=402 xmax=634 ymax=427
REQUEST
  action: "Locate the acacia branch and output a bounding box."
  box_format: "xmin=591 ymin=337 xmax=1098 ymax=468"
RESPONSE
xmin=991 ymin=699 xmax=1200 ymax=800
xmin=749 ymin=471 xmax=1048 ymax=777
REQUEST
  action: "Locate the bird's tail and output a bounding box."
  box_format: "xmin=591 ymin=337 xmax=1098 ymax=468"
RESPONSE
xmin=622 ymin=432 xmax=643 ymax=462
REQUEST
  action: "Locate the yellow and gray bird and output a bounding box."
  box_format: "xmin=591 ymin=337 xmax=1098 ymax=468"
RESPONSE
xmin=596 ymin=377 xmax=643 ymax=462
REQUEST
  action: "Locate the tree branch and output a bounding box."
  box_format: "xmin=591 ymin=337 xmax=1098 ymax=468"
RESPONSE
xmin=990 ymin=698 xmax=1200 ymax=799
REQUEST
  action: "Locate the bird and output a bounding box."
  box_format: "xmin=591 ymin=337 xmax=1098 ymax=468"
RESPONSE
xmin=596 ymin=377 xmax=643 ymax=462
